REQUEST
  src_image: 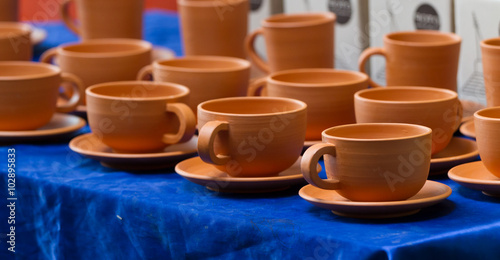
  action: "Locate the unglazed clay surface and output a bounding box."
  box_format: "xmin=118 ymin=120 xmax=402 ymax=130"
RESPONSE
xmin=355 ymin=86 xmax=462 ymax=154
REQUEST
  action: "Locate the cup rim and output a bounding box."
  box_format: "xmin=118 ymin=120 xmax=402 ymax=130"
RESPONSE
xmin=322 ymin=123 xmax=432 ymax=142
xmin=262 ymin=12 xmax=336 ymax=28
xmin=198 ymin=97 xmax=307 ymax=117
xmin=0 ymin=61 xmax=60 ymax=80
xmin=480 ymin=37 xmax=500 ymax=49
xmin=177 ymin=0 xmax=247 ymax=7
xmin=474 ymin=107 xmax=500 ymax=121
xmin=86 ymin=81 xmax=190 ymax=101
xmin=57 ymin=38 xmax=152 ymax=58
xmin=0 ymin=22 xmax=31 ymax=39
xmin=154 ymin=55 xmax=250 ymax=73
xmin=355 ymin=86 xmax=458 ymax=104
xmin=268 ymin=69 xmax=368 ymax=87
xmin=384 ymin=30 xmax=461 ymax=47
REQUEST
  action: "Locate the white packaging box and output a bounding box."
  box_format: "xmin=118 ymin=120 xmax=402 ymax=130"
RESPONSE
xmin=455 ymin=0 xmax=499 ymax=105
xmin=368 ymin=0 xmax=454 ymax=86
xmin=284 ymin=0 xmax=369 ymax=71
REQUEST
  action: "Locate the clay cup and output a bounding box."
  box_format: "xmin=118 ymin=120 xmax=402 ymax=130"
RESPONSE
xmin=246 ymin=12 xmax=335 ymax=73
xmin=355 ymin=86 xmax=462 ymax=155
xmin=358 ymin=30 xmax=461 ymax=91
xmin=0 ymin=61 xmax=83 ymax=130
xmin=138 ymin=56 xmax=250 ymax=113
xmin=248 ymin=69 xmax=369 ymax=140
xmin=301 ymin=123 xmax=432 ymax=202
xmin=86 ymin=81 xmax=196 ymax=153
xmin=197 ymin=97 xmax=307 ymax=177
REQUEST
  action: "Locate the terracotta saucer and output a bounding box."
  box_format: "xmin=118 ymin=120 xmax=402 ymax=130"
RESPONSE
xmin=175 ymin=156 xmax=313 ymax=193
xmin=31 ymin=27 xmax=47 ymax=45
xmin=459 ymin=119 xmax=475 ymax=139
xmin=460 ymin=99 xmax=485 ymax=123
xmin=429 ymin=137 xmax=479 ymax=174
xmin=448 ymin=161 xmax=500 ymax=197
xmin=69 ymin=133 xmax=198 ymax=170
xmin=299 ymin=180 xmax=452 ymax=219
xmin=0 ymin=113 xmax=85 ymax=142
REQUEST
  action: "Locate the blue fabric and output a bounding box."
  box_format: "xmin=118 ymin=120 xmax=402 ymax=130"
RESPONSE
xmin=1 ymin=10 xmax=500 ymax=260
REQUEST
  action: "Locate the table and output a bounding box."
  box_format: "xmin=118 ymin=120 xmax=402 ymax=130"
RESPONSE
xmin=1 ymin=10 xmax=500 ymax=260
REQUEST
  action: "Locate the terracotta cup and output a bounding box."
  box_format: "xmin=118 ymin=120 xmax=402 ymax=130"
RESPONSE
xmin=480 ymin=38 xmax=500 ymax=107
xmin=86 ymin=81 xmax=196 ymax=153
xmin=61 ymin=0 xmax=143 ymax=40
xmin=0 ymin=61 xmax=84 ymax=130
xmin=248 ymin=69 xmax=369 ymax=141
xmin=474 ymin=107 xmax=500 ymax=178
xmin=355 ymin=87 xmax=462 ymax=155
xmin=0 ymin=22 xmax=31 ymax=61
xmin=40 ymin=39 xmax=152 ymax=104
xmin=137 ymin=56 xmax=251 ymax=113
xmin=0 ymin=0 xmax=18 ymax=21
xmin=246 ymin=12 xmax=335 ymax=73
xmin=178 ymin=0 xmax=248 ymax=58
xmin=197 ymin=97 xmax=307 ymax=177
xmin=301 ymin=123 xmax=432 ymax=202
xmin=358 ymin=30 xmax=461 ymax=91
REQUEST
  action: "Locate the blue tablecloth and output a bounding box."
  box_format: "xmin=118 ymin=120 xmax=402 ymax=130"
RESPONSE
xmin=1 ymin=10 xmax=500 ymax=260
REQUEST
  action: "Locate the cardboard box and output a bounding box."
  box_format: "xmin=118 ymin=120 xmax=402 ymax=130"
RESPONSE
xmin=368 ymin=0 xmax=454 ymax=86
xmin=455 ymin=0 xmax=499 ymax=105
xmin=284 ymin=0 xmax=369 ymax=71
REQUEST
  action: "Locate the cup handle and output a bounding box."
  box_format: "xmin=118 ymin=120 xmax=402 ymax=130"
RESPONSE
xmin=198 ymin=121 xmax=231 ymax=165
xmin=61 ymin=0 xmax=81 ymax=36
xmin=137 ymin=65 xmax=153 ymax=81
xmin=55 ymin=72 xmax=85 ymax=113
xmin=40 ymin=47 xmax=58 ymax=64
xmin=358 ymin=47 xmax=387 ymax=88
xmin=162 ymin=103 xmax=196 ymax=144
xmin=245 ymin=28 xmax=270 ymax=74
xmin=246 ymin=76 xmax=267 ymax=96
xmin=301 ymin=143 xmax=340 ymax=190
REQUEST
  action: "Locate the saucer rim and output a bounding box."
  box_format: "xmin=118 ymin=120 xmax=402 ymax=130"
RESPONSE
xmin=0 ymin=113 xmax=85 ymax=137
xmin=69 ymin=133 xmax=198 ymax=159
xmin=448 ymin=161 xmax=500 ymax=185
xmin=459 ymin=119 xmax=476 ymax=139
xmin=299 ymin=180 xmax=452 ymax=207
xmin=430 ymin=137 xmax=478 ymax=164
xmin=175 ymin=156 xmax=305 ymax=182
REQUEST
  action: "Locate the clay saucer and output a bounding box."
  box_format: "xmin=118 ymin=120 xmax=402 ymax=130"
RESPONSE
xmin=459 ymin=119 xmax=475 ymax=139
xmin=448 ymin=161 xmax=500 ymax=197
xmin=175 ymin=156 xmax=313 ymax=193
xmin=31 ymin=27 xmax=47 ymax=45
xmin=429 ymin=137 xmax=479 ymax=174
xmin=69 ymin=133 xmax=198 ymax=171
xmin=299 ymin=180 xmax=452 ymax=218
xmin=0 ymin=113 xmax=85 ymax=142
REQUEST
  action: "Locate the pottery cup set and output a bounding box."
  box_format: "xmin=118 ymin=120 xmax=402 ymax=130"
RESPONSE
xmin=1 ymin=0 xmax=499 ymax=219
